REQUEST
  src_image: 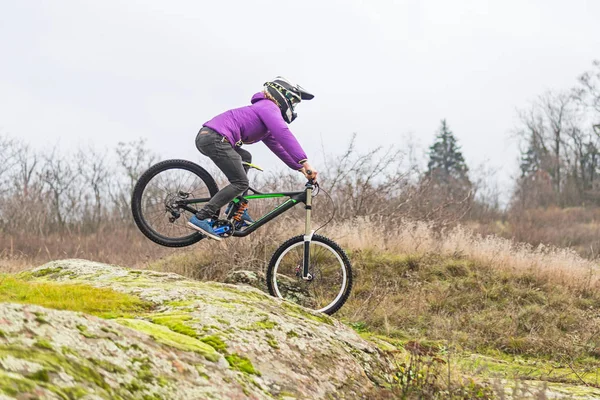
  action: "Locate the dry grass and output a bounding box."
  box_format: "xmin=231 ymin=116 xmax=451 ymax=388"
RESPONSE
xmin=2 ymin=217 xmax=599 ymax=288
xmin=472 ymin=206 xmax=600 ymax=259
xmin=3 ymin=217 xmax=600 ymax=360
xmin=0 ymin=225 xmax=176 ymax=273
xmin=329 ymin=218 xmax=600 ymax=359
xmin=334 ymin=217 xmax=600 ymax=289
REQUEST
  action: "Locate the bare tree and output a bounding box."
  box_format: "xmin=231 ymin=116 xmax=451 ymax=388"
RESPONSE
xmin=12 ymin=141 xmax=40 ymax=199
xmin=0 ymin=134 xmax=16 ymax=176
xmin=321 ymin=134 xmax=409 ymax=218
xmin=0 ymin=134 xmax=18 ymax=197
xmin=41 ymin=148 xmax=80 ymax=230
xmin=469 ymin=161 xmax=501 ymax=219
xmin=576 ymin=60 xmax=600 ymax=115
xmin=0 ymin=139 xmax=48 ymax=234
xmin=515 ymin=90 xmax=583 ymax=206
xmin=541 ymin=90 xmax=573 ymax=195
xmin=111 ymin=139 xmax=158 ymax=219
xmin=76 ymin=146 xmax=111 ymax=224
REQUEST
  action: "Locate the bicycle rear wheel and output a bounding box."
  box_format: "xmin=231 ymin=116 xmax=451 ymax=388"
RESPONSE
xmin=266 ymin=235 xmax=353 ymax=315
xmin=131 ymin=159 xmax=218 ymax=247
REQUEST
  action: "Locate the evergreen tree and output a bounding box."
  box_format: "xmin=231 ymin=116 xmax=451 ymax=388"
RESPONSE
xmin=427 ymin=120 xmax=471 ymax=192
xmin=519 ymin=132 xmax=544 ymax=178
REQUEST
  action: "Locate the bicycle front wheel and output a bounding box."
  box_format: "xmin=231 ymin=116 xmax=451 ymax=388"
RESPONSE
xmin=266 ymin=235 xmax=353 ymax=315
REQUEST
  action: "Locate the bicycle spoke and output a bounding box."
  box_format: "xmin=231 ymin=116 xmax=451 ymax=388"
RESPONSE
xmin=140 ymin=166 xmax=211 ymax=240
xmin=271 ymin=240 xmax=347 ymax=312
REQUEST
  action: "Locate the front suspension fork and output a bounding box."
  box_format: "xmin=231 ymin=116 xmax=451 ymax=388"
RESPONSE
xmin=302 ymin=186 xmax=315 ymax=280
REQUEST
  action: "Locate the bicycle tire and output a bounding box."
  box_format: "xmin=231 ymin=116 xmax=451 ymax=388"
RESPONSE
xmin=266 ymin=234 xmax=353 ymax=315
xmin=131 ymin=159 xmax=219 ymax=247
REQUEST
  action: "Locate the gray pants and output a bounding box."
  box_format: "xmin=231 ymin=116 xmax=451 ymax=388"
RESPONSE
xmin=195 ymin=127 xmax=251 ymax=219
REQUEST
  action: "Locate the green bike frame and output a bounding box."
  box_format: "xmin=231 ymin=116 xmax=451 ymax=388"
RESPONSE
xmin=175 ymin=183 xmax=316 ymax=279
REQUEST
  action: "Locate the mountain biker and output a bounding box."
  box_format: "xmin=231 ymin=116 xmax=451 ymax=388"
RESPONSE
xmin=188 ymin=77 xmax=318 ymax=241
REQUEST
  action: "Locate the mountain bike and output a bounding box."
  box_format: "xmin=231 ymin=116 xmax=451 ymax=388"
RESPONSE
xmin=131 ymin=159 xmax=352 ymax=315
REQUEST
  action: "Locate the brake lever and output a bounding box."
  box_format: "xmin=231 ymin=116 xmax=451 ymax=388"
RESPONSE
xmin=305 ymin=170 xmax=317 ymax=186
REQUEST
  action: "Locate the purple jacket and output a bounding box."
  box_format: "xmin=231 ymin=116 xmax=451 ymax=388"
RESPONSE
xmin=203 ymin=92 xmax=308 ymax=170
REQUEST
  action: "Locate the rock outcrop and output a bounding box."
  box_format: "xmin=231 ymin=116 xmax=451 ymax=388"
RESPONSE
xmin=0 ymin=259 xmax=394 ymax=399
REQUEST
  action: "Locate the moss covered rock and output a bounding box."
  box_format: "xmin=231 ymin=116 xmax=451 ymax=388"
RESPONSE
xmin=0 ymin=259 xmax=395 ymax=399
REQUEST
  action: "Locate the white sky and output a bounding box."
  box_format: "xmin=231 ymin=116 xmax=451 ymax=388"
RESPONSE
xmin=1 ymin=0 xmax=599 ymax=198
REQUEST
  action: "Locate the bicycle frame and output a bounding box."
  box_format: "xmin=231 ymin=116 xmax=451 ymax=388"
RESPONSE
xmin=175 ymin=183 xmax=316 ymax=279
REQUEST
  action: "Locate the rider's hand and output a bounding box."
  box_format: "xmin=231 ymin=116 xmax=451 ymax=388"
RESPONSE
xmin=300 ymin=162 xmax=318 ymax=181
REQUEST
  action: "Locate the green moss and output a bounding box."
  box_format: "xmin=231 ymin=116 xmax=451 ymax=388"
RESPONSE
xmin=0 ymin=345 xmax=112 ymax=394
xmin=131 ymin=356 xmax=151 ymax=365
xmin=0 ymin=371 xmax=36 ymax=395
xmin=218 ymin=285 xmax=270 ymax=302
xmin=76 ymin=324 xmax=98 ymax=339
xmin=62 ymin=386 xmax=88 ymax=397
xmin=35 ymin=339 xmax=53 ymax=350
xmin=137 ymin=369 xmax=155 ymax=383
xmin=243 ymin=317 xmax=278 ymax=331
xmin=123 ymin=379 xmax=143 ymax=393
xmin=265 ymin=333 xmax=279 ymax=349
xmin=116 ymin=319 xmax=219 ymax=362
xmin=225 ymin=354 xmax=260 ymax=376
xmin=32 ymin=311 xmax=49 ymax=325
xmin=157 ymin=376 xmax=170 ymax=386
xmin=207 ymin=298 xmax=238 ymax=309
xmin=30 ymin=267 xmax=62 ymax=277
xmin=130 ymin=343 xmax=142 ymax=351
xmin=278 ymin=391 xmax=298 ymax=399
xmin=61 ymin=346 xmax=78 ymax=357
xmin=195 ymin=365 xmax=210 ymax=380
xmin=150 ymin=315 xmax=196 ymax=338
xmin=256 ymin=319 xmax=277 ymax=330
xmin=88 ymin=357 xmax=126 ymax=374
xmin=165 ymin=300 xmax=196 ymax=307
xmin=0 ymin=330 xmax=7 ymax=339
xmin=200 ymin=335 xmax=227 ymax=352
xmin=454 ymin=350 xmax=600 ymax=388
xmin=281 ymin=302 xmax=334 ymax=325
xmin=100 ymin=326 xmax=121 ymax=336
xmin=242 ymin=384 xmax=251 ymax=396
xmin=286 ymin=330 xmax=299 ymax=338
xmin=0 ymin=274 xmax=152 ymax=319
xmin=27 ymin=369 xmax=50 ymax=382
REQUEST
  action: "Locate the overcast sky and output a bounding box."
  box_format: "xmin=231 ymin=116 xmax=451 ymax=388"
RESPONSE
xmin=1 ymin=0 xmax=599 ymax=199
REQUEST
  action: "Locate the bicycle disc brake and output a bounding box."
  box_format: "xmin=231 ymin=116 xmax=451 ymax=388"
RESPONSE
xmin=295 ymin=264 xmax=314 ymax=281
xmin=165 ymin=192 xmax=190 ymax=223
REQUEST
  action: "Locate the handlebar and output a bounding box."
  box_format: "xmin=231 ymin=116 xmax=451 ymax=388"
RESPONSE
xmin=305 ymin=170 xmax=317 ymax=186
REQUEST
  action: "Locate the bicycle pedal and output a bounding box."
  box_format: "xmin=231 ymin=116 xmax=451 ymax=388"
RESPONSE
xmin=213 ymin=225 xmax=230 ymax=235
xmin=211 ymin=219 xmax=235 ymax=238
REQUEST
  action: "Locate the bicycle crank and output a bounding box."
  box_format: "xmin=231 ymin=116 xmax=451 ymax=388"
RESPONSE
xmin=212 ymin=219 xmax=235 ymax=238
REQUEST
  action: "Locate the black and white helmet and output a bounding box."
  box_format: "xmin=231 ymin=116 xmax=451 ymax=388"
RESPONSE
xmin=264 ymin=77 xmax=314 ymax=123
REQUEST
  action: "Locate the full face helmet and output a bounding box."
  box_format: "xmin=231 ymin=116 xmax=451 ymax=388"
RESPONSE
xmin=263 ymin=77 xmax=314 ymax=123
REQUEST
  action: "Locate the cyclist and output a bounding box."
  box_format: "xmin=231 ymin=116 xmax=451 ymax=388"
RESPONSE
xmin=188 ymin=77 xmax=318 ymax=241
